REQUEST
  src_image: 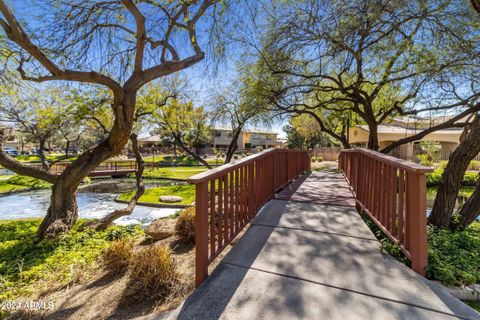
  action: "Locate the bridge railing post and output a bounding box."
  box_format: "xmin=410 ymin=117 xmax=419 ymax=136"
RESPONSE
xmin=195 ymin=181 xmax=209 ymax=287
xmin=406 ymin=172 xmax=428 ymax=276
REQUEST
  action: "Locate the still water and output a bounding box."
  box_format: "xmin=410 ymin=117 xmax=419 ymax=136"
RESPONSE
xmin=0 ymin=179 xmax=180 ymax=226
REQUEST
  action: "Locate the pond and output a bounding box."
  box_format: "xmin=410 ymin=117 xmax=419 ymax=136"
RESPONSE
xmin=0 ymin=179 xmax=182 ymax=226
xmin=427 ymin=186 xmax=479 ymax=220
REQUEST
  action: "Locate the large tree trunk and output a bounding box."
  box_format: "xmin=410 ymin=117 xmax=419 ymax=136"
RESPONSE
xmin=37 ymin=179 xmax=78 ymax=239
xmin=458 ymin=173 xmax=480 ymax=227
xmin=429 ymin=115 xmax=480 ymax=228
xmin=367 ymin=122 xmax=379 ymax=151
xmin=87 ymin=133 xmax=145 ymax=230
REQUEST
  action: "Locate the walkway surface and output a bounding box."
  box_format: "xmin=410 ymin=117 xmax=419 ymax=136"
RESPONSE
xmin=160 ymin=171 xmax=480 ymax=320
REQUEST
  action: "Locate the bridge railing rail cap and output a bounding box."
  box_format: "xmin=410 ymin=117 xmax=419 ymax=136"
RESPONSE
xmin=188 ymin=148 xmax=306 ymax=184
xmin=341 ymin=148 xmax=434 ymax=174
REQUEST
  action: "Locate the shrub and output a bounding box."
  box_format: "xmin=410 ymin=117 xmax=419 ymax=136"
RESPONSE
xmin=469 ymin=160 xmax=480 ymax=171
xmin=220 ymin=153 xmax=226 ymax=158
xmin=427 ymin=223 xmax=480 ymax=286
xmin=233 ymin=155 xmax=239 ymax=160
xmin=175 ymin=207 xmax=195 ymax=243
xmin=128 ymin=245 xmax=177 ymax=299
xmin=103 ymin=238 xmax=133 ymax=273
xmin=417 ymin=154 xmax=433 ymax=166
xmin=426 ymin=169 xmax=479 ymax=186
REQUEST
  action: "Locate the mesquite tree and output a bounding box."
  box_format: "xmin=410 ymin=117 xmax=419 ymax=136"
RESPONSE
xmin=244 ymin=0 xmax=480 ymax=151
xmin=211 ymin=84 xmax=270 ymax=163
xmin=0 ymin=0 xmax=219 ymax=239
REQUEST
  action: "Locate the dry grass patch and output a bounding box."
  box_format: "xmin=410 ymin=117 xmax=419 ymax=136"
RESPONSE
xmin=175 ymin=207 xmax=195 ymax=243
xmin=103 ymin=238 xmax=134 ymax=273
xmin=127 ymin=245 xmax=179 ymax=300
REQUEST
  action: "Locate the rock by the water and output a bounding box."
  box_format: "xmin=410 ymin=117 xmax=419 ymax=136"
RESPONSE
xmin=144 ymin=218 xmax=175 ymax=241
xmin=159 ymin=195 xmax=183 ymax=203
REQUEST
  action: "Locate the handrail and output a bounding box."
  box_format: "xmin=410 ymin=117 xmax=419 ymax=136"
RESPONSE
xmin=341 ymin=148 xmax=433 ymax=174
xmin=339 ymin=148 xmax=432 ymax=276
xmin=189 ymin=148 xmax=310 ymax=287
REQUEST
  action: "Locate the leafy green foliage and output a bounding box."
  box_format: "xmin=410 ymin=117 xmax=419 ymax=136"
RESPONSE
xmin=0 ymin=219 xmax=143 ymax=301
xmin=426 ymin=169 xmax=478 ymax=186
xmin=427 ymin=223 xmax=480 ymax=286
xmin=361 ymin=212 xmax=480 ymax=286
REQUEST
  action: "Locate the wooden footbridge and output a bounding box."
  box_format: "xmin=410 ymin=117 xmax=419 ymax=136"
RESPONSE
xmin=166 ymin=148 xmax=480 ymax=320
xmin=31 ymin=160 xmax=139 ymax=177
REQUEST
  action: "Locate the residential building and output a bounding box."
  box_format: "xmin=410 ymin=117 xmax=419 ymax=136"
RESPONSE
xmin=348 ymin=116 xmax=469 ymax=161
xmin=213 ymin=127 xmax=281 ymax=151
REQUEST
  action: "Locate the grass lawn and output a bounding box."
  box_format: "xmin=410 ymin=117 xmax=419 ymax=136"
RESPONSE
xmin=142 ymin=166 xmax=208 ymax=180
xmin=118 ymin=184 xmax=195 ymax=206
xmin=0 ymin=180 xmax=28 ymax=193
xmin=0 ymin=175 xmax=51 ymax=194
xmin=0 ymin=219 xmax=143 ymax=305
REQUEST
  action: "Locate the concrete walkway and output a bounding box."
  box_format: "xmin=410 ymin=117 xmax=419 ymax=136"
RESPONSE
xmin=168 ymin=171 xmax=480 ymax=320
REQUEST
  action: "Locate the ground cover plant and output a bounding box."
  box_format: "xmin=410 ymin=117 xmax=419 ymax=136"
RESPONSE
xmin=0 ymin=219 xmax=143 ymax=306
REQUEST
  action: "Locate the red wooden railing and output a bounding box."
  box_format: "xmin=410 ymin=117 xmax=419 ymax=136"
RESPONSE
xmin=29 ymin=160 xmax=139 ymax=176
xmin=188 ymin=148 xmax=310 ymax=286
xmin=339 ymin=148 xmax=433 ymax=276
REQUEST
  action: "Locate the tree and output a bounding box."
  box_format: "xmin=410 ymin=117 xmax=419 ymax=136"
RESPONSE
xmin=152 ymin=96 xmax=213 ymax=168
xmin=0 ymin=87 xmax=68 ymax=170
xmin=211 ymin=65 xmax=272 ymax=163
xmin=245 ymin=0 xmax=480 ymax=151
xmin=284 ymin=114 xmax=338 ymax=150
xmin=0 ymin=0 xmax=219 ymax=239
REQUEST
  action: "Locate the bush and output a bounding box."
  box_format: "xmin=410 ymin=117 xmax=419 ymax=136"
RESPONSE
xmin=128 ymin=245 xmax=177 ymax=299
xmin=175 ymin=207 xmax=195 ymax=243
xmin=427 ymin=223 xmax=480 ymax=286
xmin=469 ymin=160 xmax=480 ymax=171
xmin=233 ymin=155 xmax=239 ymax=160
xmin=426 ymin=169 xmax=479 ymax=186
xmin=417 ymin=154 xmax=433 ymax=166
xmin=103 ymin=238 xmax=133 ymax=273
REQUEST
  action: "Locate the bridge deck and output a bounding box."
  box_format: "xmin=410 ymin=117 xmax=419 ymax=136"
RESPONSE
xmin=162 ymin=171 xmax=479 ymax=320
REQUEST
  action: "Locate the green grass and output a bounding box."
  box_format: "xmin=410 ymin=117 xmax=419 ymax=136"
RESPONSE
xmin=0 ymin=219 xmax=143 ymax=305
xmin=141 ymin=166 xmax=208 ymax=180
xmin=0 ymin=175 xmax=51 ymax=194
xmin=118 ymin=184 xmax=195 ymax=205
xmin=362 ymin=212 xmax=480 ymax=286
xmin=0 ymin=181 xmax=28 ymax=193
